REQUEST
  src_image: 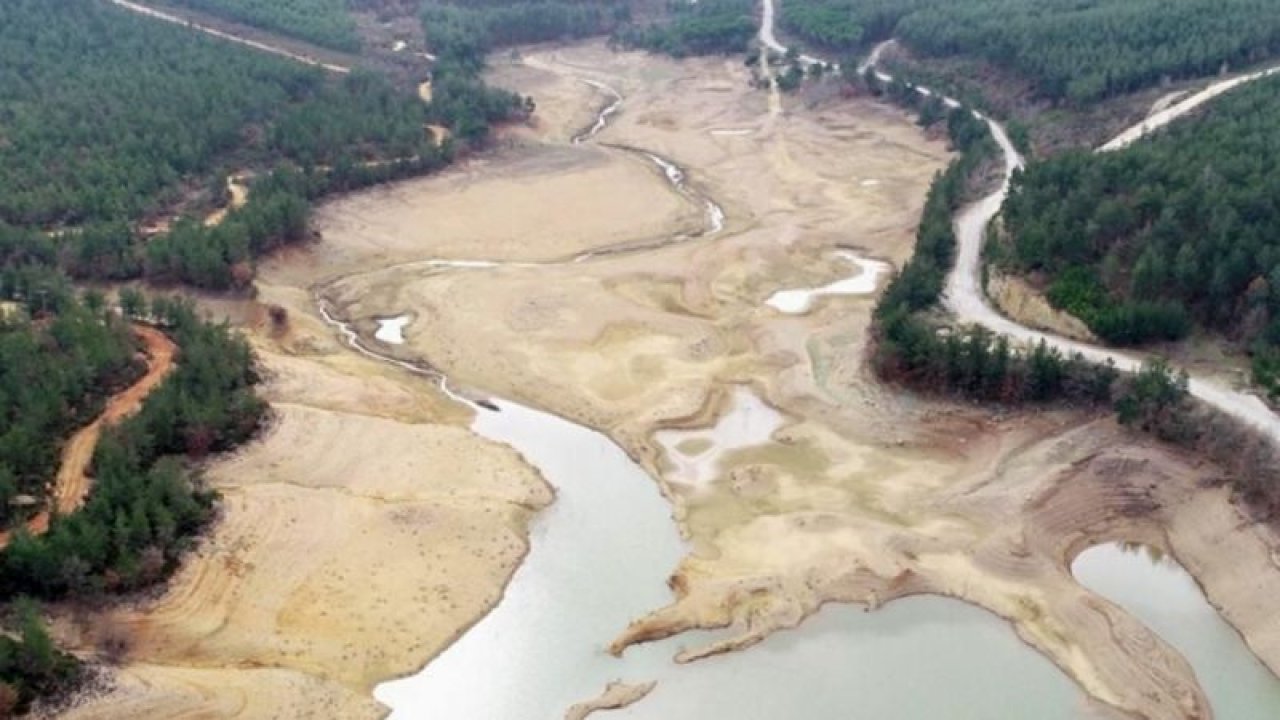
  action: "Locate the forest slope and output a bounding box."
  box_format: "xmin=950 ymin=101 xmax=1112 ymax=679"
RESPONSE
xmin=0 ymin=0 xmax=527 ymax=291
xmin=165 ymin=0 xmax=361 ymax=52
xmin=993 ymin=74 xmax=1280 ymax=397
xmin=781 ymin=0 xmax=1280 ymax=103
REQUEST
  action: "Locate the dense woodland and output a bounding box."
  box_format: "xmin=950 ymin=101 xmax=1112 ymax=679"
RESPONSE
xmin=783 ymin=0 xmax=1280 ymax=103
xmin=168 ymin=0 xmax=361 ymax=51
xmin=995 ymin=75 xmax=1280 ymax=396
xmin=0 ymin=0 xmax=438 ymax=229
xmin=613 ymin=0 xmax=757 ymax=57
xmin=415 ymin=0 xmax=755 ymax=62
xmin=420 ymin=0 xmax=631 ymax=61
xmin=0 ymin=0 xmax=535 ymax=293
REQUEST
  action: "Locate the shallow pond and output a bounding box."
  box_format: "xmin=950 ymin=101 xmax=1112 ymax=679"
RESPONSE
xmin=1073 ymin=543 xmax=1280 ymax=718
xmin=375 ymin=315 xmax=411 ymax=345
xmin=654 ymin=387 xmax=785 ymax=491
xmin=766 ymin=251 xmax=891 ymax=314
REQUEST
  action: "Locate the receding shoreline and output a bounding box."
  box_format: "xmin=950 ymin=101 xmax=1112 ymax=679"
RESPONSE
xmin=52 ymin=31 xmax=1280 ymax=720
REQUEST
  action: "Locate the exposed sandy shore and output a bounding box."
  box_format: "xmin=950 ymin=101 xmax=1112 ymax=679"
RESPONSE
xmin=565 ymin=680 xmax=657 ymax=720
xmin=309 ymin=143 xmax=700 ymax=270
xmin=52 ymin=285 xmax=551 ymax=719
xmin=56 ymin=36 xmax=1280 ymax=720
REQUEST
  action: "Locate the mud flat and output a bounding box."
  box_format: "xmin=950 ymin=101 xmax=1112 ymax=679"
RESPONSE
xmin=306 ymin=143 xmax=701 ymax=274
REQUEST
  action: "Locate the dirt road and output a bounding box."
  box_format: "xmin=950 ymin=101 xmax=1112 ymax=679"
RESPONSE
xmin=0 ymin=325 xmax=177 ymax=548
xmin=105 ymin=0 xmax=351 ymax=74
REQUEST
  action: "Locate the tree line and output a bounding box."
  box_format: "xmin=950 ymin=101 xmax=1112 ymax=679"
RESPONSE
xmin=1 ymin=294 xmax=265 ymax=601
xmin=612 ymin=0 xmax=758 ymax=58
xmin=415 ymin=0 xmax=757 ymax=62
xmin=993 ymin=74 xmax=1280 ymax=397
xmin=0 ymin=291 xmax=267 ymax=713
xmin=781 ymin=0 xmax=1280 ymax=103
xmin=167 ymin=0 xmax=362 ymax=52
xmin=421 ymin=0 xmax=631 ymax=62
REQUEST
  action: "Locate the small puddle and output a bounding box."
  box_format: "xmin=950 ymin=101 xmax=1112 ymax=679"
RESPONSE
xmin=1072 ymin=543 xmax=1280 ymax=717
xmin=374 ymin=315 xmax=411 ymax=345
xmin=654 ymin=387 xmax=784 ymax=490
xmin=766 ymin=251 xmax=891 ymax=314
xmin=710 ymin=128 xmax=753 ymax=136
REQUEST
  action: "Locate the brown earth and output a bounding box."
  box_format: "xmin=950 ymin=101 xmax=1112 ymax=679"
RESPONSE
xmin=986 ymin=268 xmax=1097 ymax=342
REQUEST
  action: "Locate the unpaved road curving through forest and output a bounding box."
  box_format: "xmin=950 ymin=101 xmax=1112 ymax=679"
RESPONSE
xmin=0 ymin=324 xmax=177 ymax=549
xmin=761 ymin=0 xmax=1280 ymax=441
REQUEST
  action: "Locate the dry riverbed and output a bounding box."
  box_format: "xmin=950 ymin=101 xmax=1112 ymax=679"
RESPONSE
xmin=55 ymin=39 xmax=1280 ymax=720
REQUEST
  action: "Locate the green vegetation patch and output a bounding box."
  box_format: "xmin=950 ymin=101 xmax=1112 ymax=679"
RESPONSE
xmin=0 ymin=0 xmax=435 ymax=230
xmin=0 ymin=292 xmax=265 ymax=601
xmin=0 ymin=0 xmax=532 ymax=293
